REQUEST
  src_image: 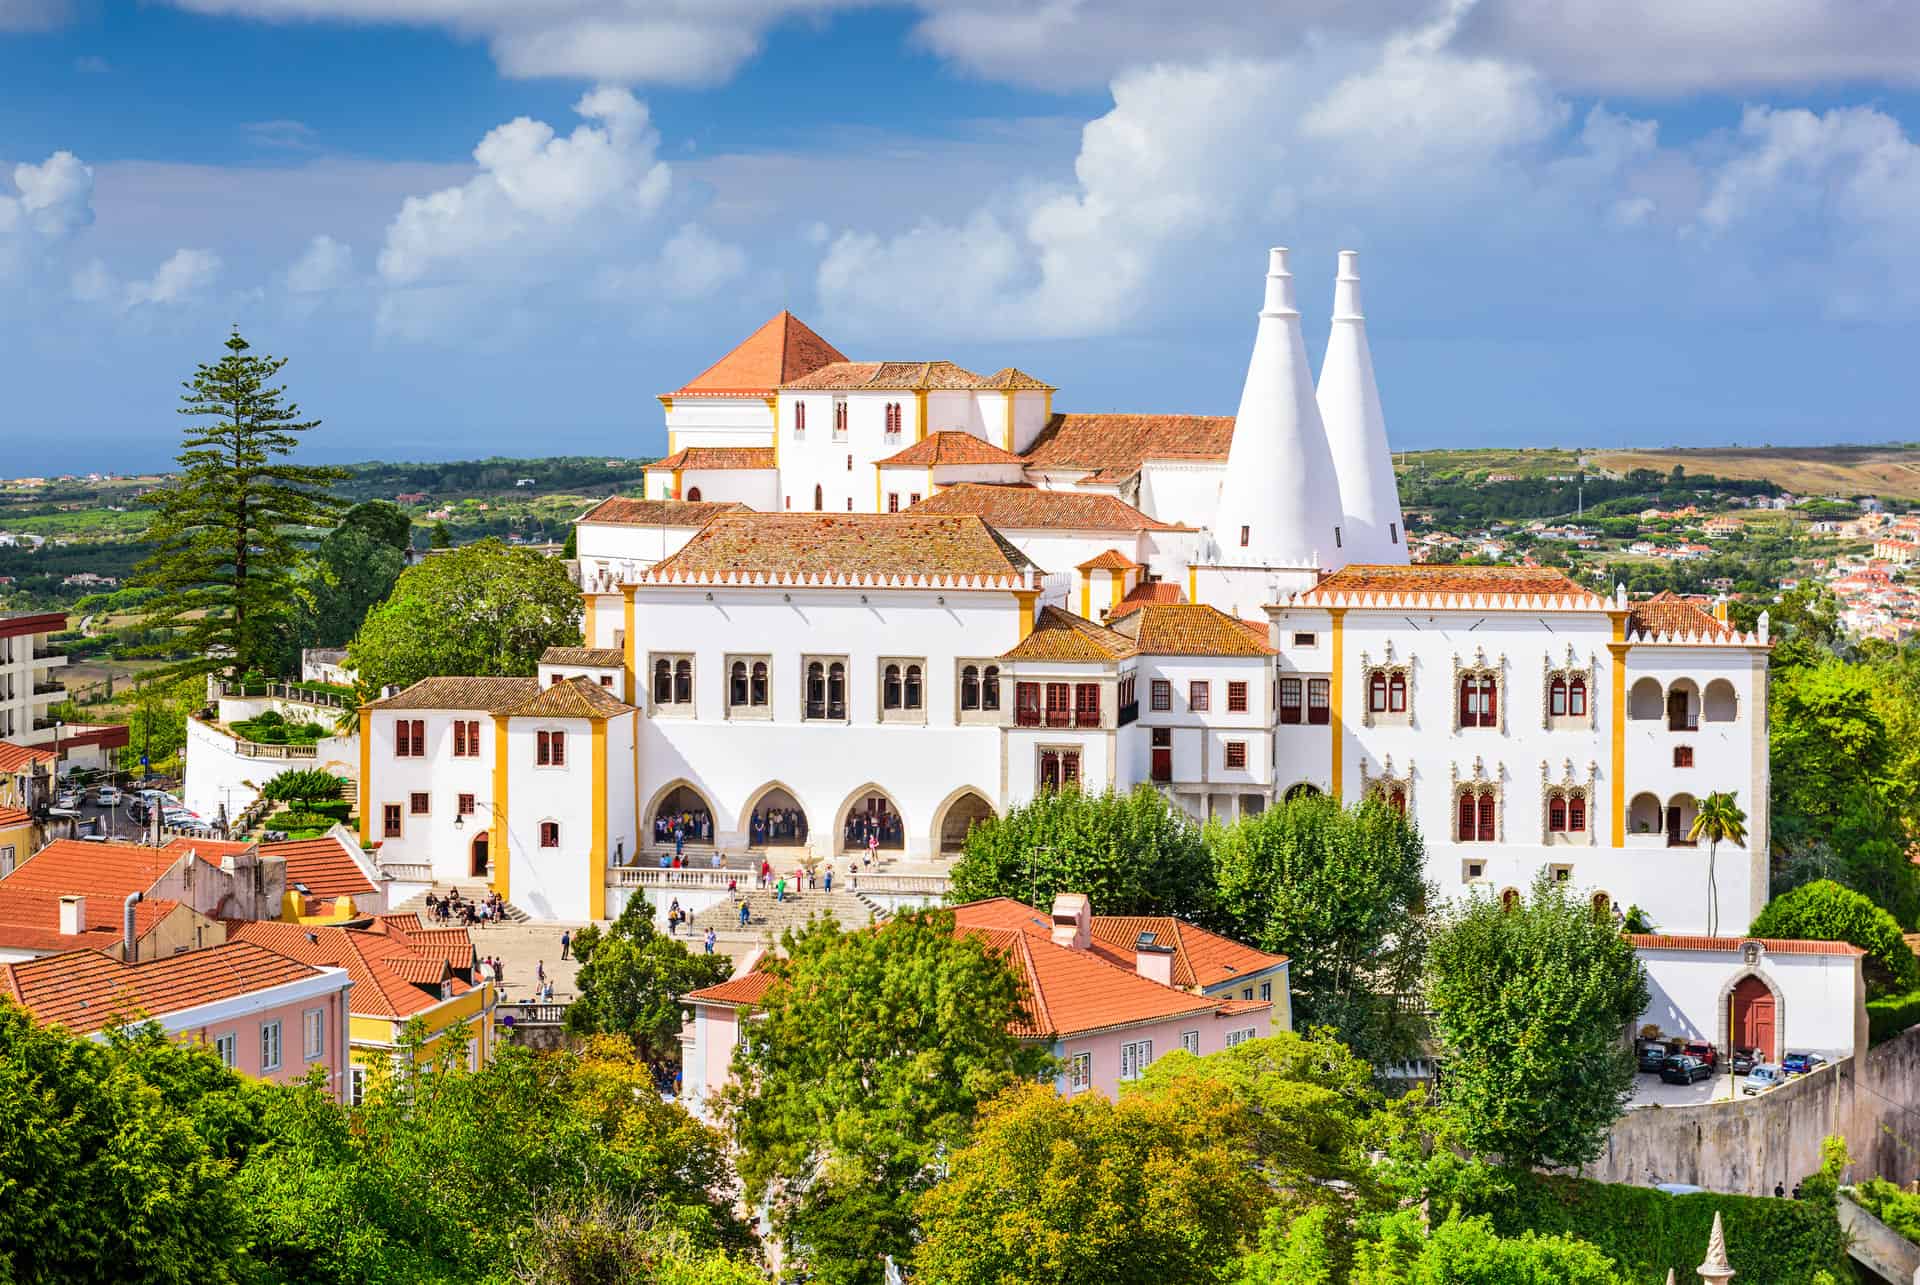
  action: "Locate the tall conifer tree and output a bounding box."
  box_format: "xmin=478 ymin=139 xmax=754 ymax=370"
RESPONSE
xmin=134 ymin=330 xmax=346 ymax=680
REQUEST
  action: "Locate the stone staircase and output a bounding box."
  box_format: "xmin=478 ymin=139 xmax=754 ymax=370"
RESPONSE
xmin=388 ymin=881 xmax=533 ymax=924
xmin=685 ymin=887 xmax=887 ymax=939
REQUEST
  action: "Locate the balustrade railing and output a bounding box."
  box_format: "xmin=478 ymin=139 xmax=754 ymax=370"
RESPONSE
xmin=498 ymin=1001 xmax=569 ymax=1026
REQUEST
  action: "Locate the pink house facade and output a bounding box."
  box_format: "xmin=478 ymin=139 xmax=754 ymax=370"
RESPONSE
xmin=679 ymin=895 xmax=1290 ymax=1117
xmin=0 ymin=941 xmax=355 ymax=1100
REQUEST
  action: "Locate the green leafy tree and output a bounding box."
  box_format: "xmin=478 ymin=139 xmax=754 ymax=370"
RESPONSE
xmin=1244 ymin=1208 xmax=1627 ymax=1285
xmin=1210 ymin=794 xmax=1432 ymax=1067
xmin=720 ymin=910 xmax=1052 ymax=1282
xmin=561 ymin=524 xmax=578 ymax=559
xmin=297 ymin=501 xmax=412 ymax=649
xmin=259 ymin=768 xmax=345 ymax=809
xmin=430 ymin=521 xmax=452 ymax=549
xmin=1425 ymin=876 xmax=1649 ymax=1170
xmin=947 ymin=785 xmax=1214 ymax=918
xmin=132 ymin=330 xmax=348 ymax=681
xmin=346 ymin=538 xmax=581 ymax=694
xmin=913 ymin=1080 xmax=1271 ymax=1285
xmin=117 ymin=672 xmax=203 ymax=775
xmin=1749 ymin=879 xmax=1920 ymax=996
xmin=1688 ymin=791 xmax=1749 ymax=938
xmin=566 ymin=895 xmax=730 ymax=1070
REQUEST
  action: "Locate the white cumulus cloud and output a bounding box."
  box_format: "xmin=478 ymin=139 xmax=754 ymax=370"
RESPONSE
xmin=0 ymin=150 xmax=94 ymax=277
xmin=285 ymin=233 xmax=355 ymax=293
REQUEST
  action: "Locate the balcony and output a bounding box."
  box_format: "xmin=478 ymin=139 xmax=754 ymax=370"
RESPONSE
xmin=1074 ymin=711 xmax=1102 ymax=729
xmin=1118 ymin=700 xmax=1138 ymax=726
xmin=32 ymin=681 xmax=64 ymax=696
xmin=1014 ymin=709 xmax=1075 ymax=728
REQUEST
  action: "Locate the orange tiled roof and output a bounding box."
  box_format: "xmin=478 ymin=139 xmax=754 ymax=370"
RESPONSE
xmin=1628 ymin=590 xmax=1736 ymax=639
xmin=1077 ymin=549 xmax=1138 ymax=572
xmin=1022 ymin=413 xmax=1235 ymax=485
xmin=1628 ymin=934 xmax=1864 ymax=957
xmin=672 ymin=311 xmax=847 ymax=397
xmin=1001 ymin=605 xmax=1136 ymax=662
xmin=1110 ymin=603 xmax=1276 ymax=657
xmin=0 ymin=890 xmax=182 ymax=954
xmin=579 ymin=497 xmax=747 ymax=527
xmin=1109 ymin=580 xmax=1186 ymax=619
xmin=646 ymin=512 xmax=1034 ymax=584
xmin=161 ymin=836 xmax=255 ymax=863
xmin=910 ymin=483 xmax=1181 ymax=532
xmin=975 ymin=367 xmax=1055 ymax=391
xmin=4 ymin=839 xmax=211 ymax=899
xmin=225 ymin=920 xmax=468 ymax=1019
xmin=1300 ymin=564 xmax=1593 ymax=601
xmin=500 ymin=675 xmax=632 ymax=719
xmin=781 ymin=360 xmax=983 ymax=391
xmin=367 ymin=676 xmax=539 ymax=712
xmin=874 ymin=431 xmax=1025 ymax=468
xmin=260 ymin=835 xmax=375 ymax=899
xmin=1088 ymin=916 xmax=1288 ymax=990
xmin=0 ymin=807 xmax=30 ymax=829
xmin=684 ymin=971 xmax=777 ymax=1007
xmin=540 ymin=646 xmax=626 ymax=668
xmin=0 ymin=742 xmax=55 ymax=774
xmin=645 ymin=446 xmax=777 ymax=472
xmin=0 ymin=940 xmax=332 ymax=1035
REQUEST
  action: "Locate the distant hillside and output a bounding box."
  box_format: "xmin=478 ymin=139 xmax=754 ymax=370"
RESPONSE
xmin=1399 ymin=444 xmax=1920 ymax=500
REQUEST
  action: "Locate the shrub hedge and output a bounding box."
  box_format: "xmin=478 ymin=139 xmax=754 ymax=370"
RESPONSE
xmin=1458 ymin=1172 xmax=1850 ymax=1284
xmin=1868 ymin=988 xmax=1920 ymax=1044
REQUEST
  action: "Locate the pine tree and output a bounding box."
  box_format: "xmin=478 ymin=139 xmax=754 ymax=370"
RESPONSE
xmin=134 ymin=330 xmax=347 ymax=680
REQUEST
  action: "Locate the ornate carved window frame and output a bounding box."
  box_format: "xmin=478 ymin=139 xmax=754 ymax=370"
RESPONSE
xmin=1450 ymin=757 xmax=1502 ymax=843
xmin=1539 ymin=758 xmax=1598 ymax=846
xmin=1450 ymin=645 xmax=1506 ymax=734
xmin=1541 ymin=644 xmax=1597 ymax=731
xmin=1359 ymin=640 xmax=1414 ymax=729
xmin=1359 ymin=755 xmax=1413 ymax=815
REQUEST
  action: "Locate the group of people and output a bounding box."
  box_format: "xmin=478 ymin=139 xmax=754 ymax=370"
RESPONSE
xmin=661 ymin=899 xmax=721 ymax=955
xmin=428 ymin=888 xmax=507 ymax=927
xmin=842 ymin=808 xmax=902 ymax=851
xmin=652 ymin=808 xmax=713 ymax=852
xmin=750 ymin=807 xmax=808 ymax=845
xmin=756 ymin=859 xmax=837 ymax=902
xmin=657 ymin=849 xmax=724 ymax=869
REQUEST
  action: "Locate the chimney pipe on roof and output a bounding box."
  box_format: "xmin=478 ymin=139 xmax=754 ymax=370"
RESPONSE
xmin=1049 ymin=893 xmax=1091 ymax=951
xmin=58 ymin=894 xmax=85 ymax=937
xmin=1135 ymin=939 xmax=1174 ymax=987
xmin=123 ymin=891 xmax=143 ymax=962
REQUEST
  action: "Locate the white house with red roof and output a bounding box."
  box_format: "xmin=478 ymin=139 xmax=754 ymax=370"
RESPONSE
xmin=1630 ymin=934 xmax=1867 ymax=1071
xmin=677 ymin=893 xmax=1288 ymax=1118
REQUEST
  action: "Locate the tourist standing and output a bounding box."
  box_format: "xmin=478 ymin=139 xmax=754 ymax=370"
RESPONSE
xmin=560 ymin=929 xmax=571 ymax=961
xmin=703 ymin=927 xmax=716 ymax=955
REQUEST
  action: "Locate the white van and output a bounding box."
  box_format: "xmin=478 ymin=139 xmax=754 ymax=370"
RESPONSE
xmin=1743 ymin=1064 xmax=1786 ymax=1096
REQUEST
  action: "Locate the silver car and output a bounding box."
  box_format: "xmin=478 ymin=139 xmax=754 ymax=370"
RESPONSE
xmin=1742 ymin=1064 xmax=1786 ymax=1096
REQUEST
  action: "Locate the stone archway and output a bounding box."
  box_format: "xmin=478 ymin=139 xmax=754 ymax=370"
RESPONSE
xmin=933 ymin=787 xmax=996 ymax=858
xmin=836 ymin=783 xmax=907 ymax=854
xmin=743 ymin=782 xmax=809 ymax=847
xmin=470 ymin=832 xmax=490 ymax=878
xmin=645 ymin=779 xmax=717 ymax=848
xmin=1718 ymin=965 xmax=1785 ymax=1064
xmin=1282 ymin=782 xmax=1323 ymax=803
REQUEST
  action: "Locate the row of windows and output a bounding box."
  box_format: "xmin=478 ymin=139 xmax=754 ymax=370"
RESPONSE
xmin=1278 ymin=678 xmax=1332 ymax=725
xmin=392 ymin=719 xmax=549 ymax=761
xmin=791 ymin=399 xmax=907 ymax=438
xmin=661 ymin=657 xmax=1018 ymax=721
xmin=1148 ymin=679 xmax=1251 ymax=714
xmin=382 ymin=799 xmax=559 ymax=847
xmin=1014 ymin=681 xmax=1103 ymax=728
xmin=209 ymin=1008 xmax=327 ymax=1074
xmin=1355 ymin=673 xmax=1592 ymax=722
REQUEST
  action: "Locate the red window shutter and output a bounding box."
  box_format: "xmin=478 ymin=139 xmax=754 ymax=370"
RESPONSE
xmin=1369 ymin=673 xmax=1386 ymax=712
xmin=536 ymin=731 xmax=550 ymax=766
xmin=1477 ymin=793 xmax=1495 ymax=842
xmin=1457 ymin=793 xmax=1475 ymax=841
xmin=1550 ymin=795 xmax=1566 ymax=832
xmin=1458 ymin=678 xmax=1474 ymax=726
xmin=1569 ymin=795 xmax=1586 ymax=832
xmin=552 ymin=731 xmax=565 ymax=766
xmin=1483 ymin=677 xmax=1497 ymax=725
xmin=1551 ymin=677 xmax=1567 ymax=716
xmin=1570 ymin=679 xmax=1587 ymax=717
xmin=470 ymin=720 xmax=481 ymax=753
xmin=1388 ymin=673 xmax=1406 ymax=712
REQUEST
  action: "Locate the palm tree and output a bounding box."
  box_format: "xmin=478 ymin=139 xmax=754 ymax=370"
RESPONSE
xmin=1689 ymin=791 xmax=1749 ymax=937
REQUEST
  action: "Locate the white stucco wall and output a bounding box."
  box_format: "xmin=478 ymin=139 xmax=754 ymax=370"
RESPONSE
xmin=1637 ymin=944 xmax=1863 ymax=1063
xmin=183 ymin=717 xmax=357 ymax=829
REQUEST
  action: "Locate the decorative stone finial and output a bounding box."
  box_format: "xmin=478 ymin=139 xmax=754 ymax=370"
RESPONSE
xmin=1696 ymin=1210 xmax=1734 ymax=1283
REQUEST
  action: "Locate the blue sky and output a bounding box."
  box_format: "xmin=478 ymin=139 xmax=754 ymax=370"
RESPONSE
xmin=5 ymin=1 xmax=1920 ymax=470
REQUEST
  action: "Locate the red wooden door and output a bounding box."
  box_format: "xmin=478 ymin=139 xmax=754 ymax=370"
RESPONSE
xmin=1734 ymin=975 xmax=1776 ymax=1060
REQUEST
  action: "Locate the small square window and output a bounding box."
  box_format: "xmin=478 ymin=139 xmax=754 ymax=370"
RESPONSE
xmin=1180 ymin=1030 xmax=1200 ymax=1055
xmin=457 ymin=793 xmax=476 ymax=816
xmin=1462 ymin=859 xmax=1485 ymax=882
xmin=1068 ymin=1051 xmax=1092 ymax=1091
xmin=382 ymin=804 xmax=402 ymax=838
xmin=1224 ymin=741 xmax=1248 ymax=769
xmin=1227 ymin=681 xmax=1249 ymax=712
xmin=409 ymin=792 xmax=429 ymax=815
xmin=1150 ymin=679 xmax=1171 ymax=712
xmin=1549 ymin=863 xmax=1574 ymax=883
xmin=1674 ymin=745 xmax=1694 ymax=767
xmin=1189 ymin=681 xmax=1210 ymax=711
xmin=540 ymin=821 xmax=560 ymax=848
xmin=1292 ymin=632 xmax=1317 ymax=648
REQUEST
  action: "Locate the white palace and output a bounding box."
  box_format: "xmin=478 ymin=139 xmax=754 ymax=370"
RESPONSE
xmin=339 ymin=248 xmax=1769 ymax=942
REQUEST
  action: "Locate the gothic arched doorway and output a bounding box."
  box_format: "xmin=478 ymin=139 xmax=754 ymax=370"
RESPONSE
xmin=1732 ymin=974 xmax=1778 ymax=1062
xmin=470 ymin=832 xmax=489 ymax=878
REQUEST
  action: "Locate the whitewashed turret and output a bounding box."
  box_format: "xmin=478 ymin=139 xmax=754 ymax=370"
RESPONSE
xmin=1210 ymin=247 xmax=1345 ymax=571
xmin=1318 ymin=250 xmax=1408 ymax=565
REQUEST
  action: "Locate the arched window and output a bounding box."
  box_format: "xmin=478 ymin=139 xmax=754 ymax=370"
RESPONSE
xmin=539 ymin=821 xmax=560 ymax=848
xmin=982 ymin=665 xmax=1001 ymax=711
xmin=729 ymin=661 xmax=748 ymax=707
xmin=1477 ymin=792 xmax=1495 ymax=841
xmin=1459 ymin=674 xmax=1497 ymax=728
xmin=653 ymin=658 xmax=672 ymax=704
xmin=751 ymin=661 xmax=768 ymax=706
xmin=905 ymin=664 xmax=923 ymax=709
xmin=1569 ymin=794 xmax=1587 ymax=832
xmin=1388 ymin=672 xmax=1407 ymax=713
xmin=828 ymin=662 xmax=847 ymax=719
xmin=795 ymin=402 xmax=806 ymax=431
xmin=1501 ymin=888 xmax=1521 ymax=912
xmin=686 ymin=486 xmax=702 ymax=502
xmin=806 ymin=662 xmax=826 ymax=720
xmin=960 ymin=665 xmax=981 ymax=711
xmin=883 ymin=664 xmax=903 ymax=709
xmin=834 ymin=401 xmax=848 ymax=433
xmin=1568 ymin=677 xmax=1588 ymax=717
xmin=1591 ymin=891 xmax=1610 ymax=919
xmin=673 ymin=659 xmax=692 ymax=704
xmin=814 ymin=484 xmax=823 ymax=511
xmin=1549 ymin=793 xmax=1567 ymax=832
xmin=1550 ymin=676 xmax=1568 ymax=717
xmin=1369 ymin=672 xmax=1388 ymax=712
xmin=1456 ymin=792 xmax=1476 ymax=842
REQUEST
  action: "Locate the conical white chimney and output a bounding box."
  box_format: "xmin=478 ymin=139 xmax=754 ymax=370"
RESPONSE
xmin=1210 ymin=248 xmax=1345 ymax=572
xmin=1318 ymin=250 xmax=1408 ymax=566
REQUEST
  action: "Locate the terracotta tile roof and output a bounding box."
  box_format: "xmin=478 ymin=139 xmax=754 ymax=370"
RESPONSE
xmin=540 ymin=646 xmax=626 ymax=668
xmin=4 ymin=839 xmax=210 ymax=899
xmin=1088 ymin=916 xmax=1288 ymax=990
xmin=1077 ymin=549 xmax=1139 ymax=572
xmin=909 ymin=483 xmax=1181 ymax=532
xmin=1108 ymin=580 xmax=1186 ymax=619
xmin=672 ymin=310 xmax=847 ymax=397
xmin=367 ymin=676 xmax=539 ymax=713
xmin=976 ymin=367 xmax=1055 ymax=391
xmin=645 ymin=446 xmax=777 ymax=472
xmin=0 ymin=890 xmax=181 ymax=954
xmin=645 ymin=513 xmax=1034 ymax=585
xmin=0 ymin=941 xmax=332 ymax=1036
xmin=261 ymin=835 xmax=375 ymax=899
xmin=1021 ymin=413 xmax=1235 ymax=485
xmin=1110 ymin=604 xmax=1276 ymax=656
xmin=578 ymin=497 xmax=747 ymax=527
xmin=0 ymin=807 xmax=28 ymax=829
xmin=874 ymin=431 xmax=1025 ymax=468
xmin=782 ymin=360 xmax=984 ymax=391
xmin=1300 ymin=564 xmax=1594 ymax=602
xmin=225 ymin=920 xmax=466 ymax=1019
xmin=684 ymin=971 xmax=776 ymax=1006
xmin=501 ymin=675 xmax=632 ymax=719
xmin=1628 ymin=934 xmax=1864 ymax=957
xmin=1628 ymin=590 xmax=1736 ymax=639
xmin=1001 ymin=605 xmax=1136 ymax=662
xmin=0 ymin=742 xmax=55 ymax=774
xmin=161 ymin=837 xmax=255 ymax=863
xmin=368 ymin=922 xmax=478 ymax=974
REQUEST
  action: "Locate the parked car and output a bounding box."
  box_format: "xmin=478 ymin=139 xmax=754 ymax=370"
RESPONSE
xmin=54 ymin=790 xmax=82 ymax=810
xmin=1661 ymin=1055 xmax=1713 ymax=1085
xmin=1730 ymin=1047 xmax=1761 ymax=1076
xmin=1637 ymin=1042 xmax=1672 ymax=1073
xmin=1743 ymin=1064 xmax=1786 ymax=1095
xmin=1782 ymin=1051 xmax=1828 ymax=1076
xmin=1681 ymin=1040 xmax=1717 ymax=1070
xmin=94 ymin=786 xmax=122 ymax=806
